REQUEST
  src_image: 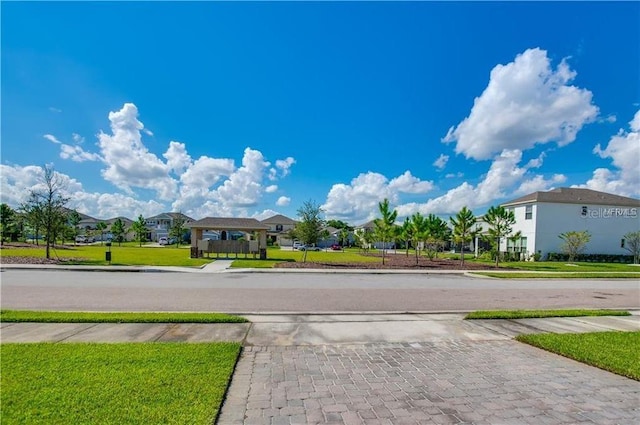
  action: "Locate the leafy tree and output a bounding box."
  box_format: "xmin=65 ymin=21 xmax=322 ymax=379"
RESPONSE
xmin=95 ymin=221 xmax=108 ymax=245
xmin=483 ymin=205 xmax=517 ymax=267
xmin=450 ymin=206 xmax=477 ymax=265
xmin=423 ymin=214 xmax=449 ymax=260
xmin=338 ymin=228 xmax=348 ymax=247
xmin=326 ymin=219 xmax=353 ymax=231
xmin=622 ymin=230 xmax=640 ymax=264
xmin=409 ymin=213 xmax=428 ymax=264
xmin=293 ymin=200 xmax=325 ymax=262
xmin=169 ymin=214 xmax=187 ymax=247
xmin=354 ymin=228 xmax=374 ymax=253
xmin=0 ymin=203 xmax=16 ymax=245
xmin=111 ymin=218 xmax=126 ymax=246
xmin=20 ymin=165 xmax=70 ymax=259
xmin=131 ymin=215 xmax=148 ymax=247
xmin=68 ymin=210 xmax=82 ymax=245
xmin=23 ymin=203 xmax=43 ymax=245
xmin=558 ymin=230 xmax=591 ymax=262
xmin=399 ymin=218 xmax=413 ymax=257
xmin=373 ymin=198 xmax=398 ymax=265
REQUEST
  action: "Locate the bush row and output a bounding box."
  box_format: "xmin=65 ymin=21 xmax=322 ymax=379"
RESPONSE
xmin=546 ymin=253 xmax=635 ymax=263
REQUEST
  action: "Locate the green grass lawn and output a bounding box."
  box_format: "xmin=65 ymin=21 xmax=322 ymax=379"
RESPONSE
xmin=465 ymin=309 xmax=630 ymax=320
xmin=0 ymin=310 xmax=248 ymax=323
xmin=0 ymin=245 xmax=212 ymax=267
xmin=517 ymin=331 xmax=640 ymax=381
xmin=469 ymin=259 xmax=640 ymax=272
xmin=1 ymin=342 xmax=241 ymax=424
xmin=472 ymin=271 xmax=640 ymax=279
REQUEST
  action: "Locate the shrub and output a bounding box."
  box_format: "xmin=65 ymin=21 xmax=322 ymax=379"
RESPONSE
xmin=546 ymin=253 xmax=635 ymax=263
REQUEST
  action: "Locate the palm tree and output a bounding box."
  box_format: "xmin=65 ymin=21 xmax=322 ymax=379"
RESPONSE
xmin=484 ymin=205 xmax=516 ymax=267
xmin=373 ymin=198 xmax=398 ymax=265
xmin=450 ymin=206 xmax=477 ymax=266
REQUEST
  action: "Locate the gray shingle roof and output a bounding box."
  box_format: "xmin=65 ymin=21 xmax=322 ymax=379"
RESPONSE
xmin=260 ymin=214 xmax=298 ymax=225
xmin=502 ymin=188 xmax=640 ymax=207
xmin=187 ymin=217 xmax=270 ymax=230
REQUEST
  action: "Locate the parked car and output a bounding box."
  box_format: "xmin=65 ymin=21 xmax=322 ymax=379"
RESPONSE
xmin=158 ymin=237 xmax=169 ymax=245
xmin=331 ymin=244 xmax=342 ymax=251
xmin=75 ymin=235 xmax=88 ymax=243
xmin=298 ymin=244 xmax=321 ymax=251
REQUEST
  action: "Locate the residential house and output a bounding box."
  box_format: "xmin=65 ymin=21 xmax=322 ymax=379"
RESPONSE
xmin=145 ymin=212 xmax=194 ymax=242
xmin=260 ymin=214 xmax=298 ymax=246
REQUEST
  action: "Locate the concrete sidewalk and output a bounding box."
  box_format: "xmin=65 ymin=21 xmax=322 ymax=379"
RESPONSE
xmin=3 ymin=313 xmax=639 ymax=424
xmin=2 ymin=312 xmax=638 ymax=344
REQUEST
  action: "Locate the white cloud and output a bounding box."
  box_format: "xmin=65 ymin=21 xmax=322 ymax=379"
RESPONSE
xmin=97 ymin=103 xmax=178 ymax=200
xmin=265 ymin=185 xmax=278 ymax=193
xmin=44 ymin=134 xmax=62 ymax=144
xmin=443 ymin=48 xmax=598 ymax=160
xmin=143 ymin=129 xmax=154 ymax=136
xmin=445 ymin=172 xmax=464 ymax=179
xmin=580 ymin=109 xmax=640 ymax=197
xmin=514 ymin=174 xmax=566 ymax=196
xmin=433 ymin=154 xmax=449 ymax=170
xmin=212 ymin=148 xmax=270 ymax=208
xmin=389 ymin=171 xmax=434 ymax=194
xmin=72 ymin=133 xmax=85 ymax=144
xmin=163 ymin=141 xmax=193 ymax=175
xmin=395 ymin=149 xmax=564 ymax=217
xmin=275 ymin=157 xmax=296 ymax=177
xmin=322 ymin=171 xmax=433 ymax=222
xmin=60 ymin=144 xmax=102 ymax=162
xmin=276 ymin=196 xmax=291 ymax=207
xmin=48 ymin=107 xmax=62 ymax=113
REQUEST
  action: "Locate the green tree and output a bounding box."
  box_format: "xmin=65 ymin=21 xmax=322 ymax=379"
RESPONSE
xmin=558 ymin=230 xmax=591 ymax=262
xmin=354 ymin=228 xmax=373 ymax=253
xmin=339 ymin=228 xmax=350 ymax=247
xmin=450 ymin=206 xmax=477 ymax=266
xmin=399 ymin=218 xmax=413 ymax=257
xmin=373 ymin=198 xmax=398 ymax=265
xmin=409 ymin=213 xmax=428 ymax=264
xmin=0 ymin=203 xmax=16 ymax=245
xmin=169 ymin=214 xmax=187 ymax=247
xmin=423 ymin=214 xmax=449 ymax=260
xmin=111 ymin=218 xmax=126 ymax=246
xmin=622 ymin=230 xmax=640 ymax=264
xmin=21 ymin=165 xmax=70 ymax=259
xmin=483 ymin=205 xmax=517 ymax=267
xmin=95 ymin=221 xmax=108 ymax=245
xmin=131 ymin=215 xmax=148 ymax=247
xmin=68 ymin=210 xmax=82 ymax=246
xmin=293 ymin=200 xmax=325 ymax=262
xmin=326 ymin=219 xmax=353 ymax=231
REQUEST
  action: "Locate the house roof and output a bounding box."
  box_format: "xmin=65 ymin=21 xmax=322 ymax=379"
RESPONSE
xmin=187 ymin=217 xmax=270 ymax=230
xmin=355 ymin=220 xmax=376 ymax=230
xmin=260 ymin=214 xmax=298 ymax=225
xmin=502 ymin=188 xmax=640 ymax=207
xmin=146 ymin=212 xmax=194 ymax=222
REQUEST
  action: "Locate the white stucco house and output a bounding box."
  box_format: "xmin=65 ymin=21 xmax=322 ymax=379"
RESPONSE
xmin=499 ymin=187 xmax=639 ymax=259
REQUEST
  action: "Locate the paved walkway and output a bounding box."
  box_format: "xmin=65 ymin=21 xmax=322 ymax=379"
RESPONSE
xmin=2 ymin=314 xmax=639 ymax=424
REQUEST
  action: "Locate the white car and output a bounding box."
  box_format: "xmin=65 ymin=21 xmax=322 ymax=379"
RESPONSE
xmin=158 ymin=237 xmax=169 ymax=245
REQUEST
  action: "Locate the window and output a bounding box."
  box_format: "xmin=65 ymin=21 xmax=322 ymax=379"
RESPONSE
xmin=525 ymin=205 xmax=532 ymax=220
xmin=276 ymin=224 xmax=283 ymax=231
xmin=507 ymin=237 xmax=528 ymax=253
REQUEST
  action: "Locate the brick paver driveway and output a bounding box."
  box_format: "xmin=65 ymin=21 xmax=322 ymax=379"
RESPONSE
xmin=218 ymin=340 xmax=639 ymax=425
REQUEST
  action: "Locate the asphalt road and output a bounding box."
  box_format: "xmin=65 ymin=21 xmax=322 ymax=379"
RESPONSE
xmin=1 ymin=269 xmax=638 ymax=313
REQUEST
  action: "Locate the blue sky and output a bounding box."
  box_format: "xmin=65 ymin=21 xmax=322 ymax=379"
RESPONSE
xmin=2 ymin=1 xmax=639 ymax=224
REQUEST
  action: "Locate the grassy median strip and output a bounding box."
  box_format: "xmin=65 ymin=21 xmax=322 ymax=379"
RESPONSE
xmin=1 ymin=342 xmax=241 ymax=424
xmin=517 ymin=331 xmax=640 ymax=381
xmin=465 ymin=309 xmax=630 ymax=320
xmin=0 ymin=310 xmax=248 ymax=323
xmin=472 ymin=272 xmax=640 ymax=279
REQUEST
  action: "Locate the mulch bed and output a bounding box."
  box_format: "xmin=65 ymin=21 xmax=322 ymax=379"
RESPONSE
xmin=0 ymin=243 xmax=84 ymax=265
xmin=274 ymin=253 xmax=499 ymax=270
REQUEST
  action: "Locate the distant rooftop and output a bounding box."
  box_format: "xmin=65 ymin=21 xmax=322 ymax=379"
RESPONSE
xmin=502 ymin=188 xmax=640 ymax=207
xmin=187 ymin=217 xmax=270 ymax=230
